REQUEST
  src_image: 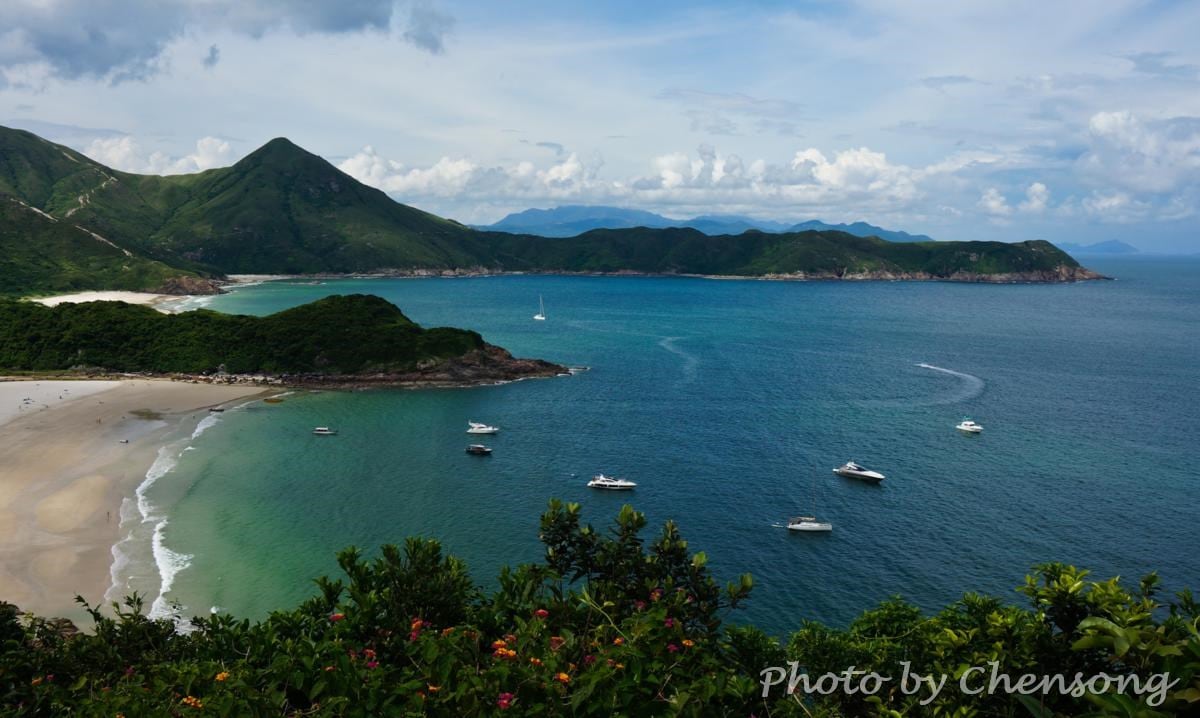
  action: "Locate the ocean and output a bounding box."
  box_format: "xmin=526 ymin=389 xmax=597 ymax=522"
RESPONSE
xmin=109 ymin=257 xmax=1200 ymax=636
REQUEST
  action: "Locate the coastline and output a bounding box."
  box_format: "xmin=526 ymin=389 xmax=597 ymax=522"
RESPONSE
xmin=0 ymin=379 xmax=266 ymax=623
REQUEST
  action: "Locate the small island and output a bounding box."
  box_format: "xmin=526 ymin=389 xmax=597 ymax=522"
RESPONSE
xmin=0 ymin=294 xmax=566 ymax=388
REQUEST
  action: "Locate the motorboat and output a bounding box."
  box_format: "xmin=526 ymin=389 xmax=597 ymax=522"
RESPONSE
xmin=956 ymin=418 xmax=984 ymax=434
xmin=263 ymin=397 xmax=285 ymax=404
xmin=587 ymin=474 xmax=636 ymax=490
xmin=533 ymin=295 xmax=546 ymax=321
xmin=209 ymin=407 xmax=225 ymax=413
xmin=467 ymin=421 xmax=499 ymax=434
xmin=833 ymin=461 xmax=885 ymax=483
xmin=787 ymin=516 xmax=833 ymax=532
xmin=312 ymin=427 xmax=338 ymax=436
xmin=465 ymin=444 xmax=493 ymax=456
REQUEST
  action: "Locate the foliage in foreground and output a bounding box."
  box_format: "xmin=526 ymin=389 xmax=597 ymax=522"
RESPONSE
xmin=1 ymin=503 xmax=1198 ymax=716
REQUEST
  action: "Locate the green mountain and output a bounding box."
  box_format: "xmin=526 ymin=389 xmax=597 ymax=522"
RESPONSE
xmin=0 ymin=124 xmax=1101 ymax=295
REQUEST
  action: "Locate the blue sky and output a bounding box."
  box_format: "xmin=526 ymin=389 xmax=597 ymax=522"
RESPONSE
xmin=1 ymin=0 xmax=1198 ymax=250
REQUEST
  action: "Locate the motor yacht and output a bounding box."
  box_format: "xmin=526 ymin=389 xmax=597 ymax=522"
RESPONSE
xmin=587 ymin=474 xmax=637 ymax=490
xmin=833 ymin=461 xmax=885 ymax=483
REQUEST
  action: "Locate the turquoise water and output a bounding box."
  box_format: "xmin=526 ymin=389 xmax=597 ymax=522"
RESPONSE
xmin=118 ymin=258 xmax=1200 ymax=635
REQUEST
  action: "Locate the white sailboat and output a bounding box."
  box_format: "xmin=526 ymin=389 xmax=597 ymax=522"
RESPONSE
xmin=533 ymin=295 xmax=546 ymax=321
xmin=788 ymin=472 xmax=832 ymax=532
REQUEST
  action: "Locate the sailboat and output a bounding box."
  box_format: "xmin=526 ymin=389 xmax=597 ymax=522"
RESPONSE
xmin=788 ymin=472 xmax=833 ymax=532
xmin=533 ymin=295 xmax=546 ymax=321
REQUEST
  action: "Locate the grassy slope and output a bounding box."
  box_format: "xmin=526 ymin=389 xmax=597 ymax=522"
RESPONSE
xmin=0 ymin=199 xmax=189 ymax=295
xmin=0 ymin=294 xmax=483 ymax=374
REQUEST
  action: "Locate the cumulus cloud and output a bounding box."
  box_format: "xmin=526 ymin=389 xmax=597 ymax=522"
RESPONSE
xmin=1079 ymin=110 xmax=1200 ymax=194
xmin=84 ymin=135 xmax=234 ymax=174
xmin=0 ymin=0 xmax=452 ymax=82
xmin=1019 ymin=182 xmax=1049 ymax=212
xmin=338 ymin=142 xmax=998 ymax=222
xmin=978 ymin=188 xmax=1012 ymax=216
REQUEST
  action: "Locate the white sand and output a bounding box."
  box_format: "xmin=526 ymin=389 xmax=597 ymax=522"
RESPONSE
xmin=0 ymin=379 xmax=266 ymax=619
xmin=0 ymin=380 xmax=120 ymax=427
xmin=32 ymin=291 xmax=174 ymax=308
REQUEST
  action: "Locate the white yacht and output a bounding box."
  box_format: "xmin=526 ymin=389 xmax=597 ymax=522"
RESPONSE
xmin=467 ymin=421 xmax=499 ymax=434
xmin=956 ymin=418 xmax=984 ymax=434
xmin=787 ymin=516 xmax=833 ymax=532
xmin=833 ymin=461 xmax=885 ymax=483
xmin=312 ymin=427 xmax=338 ymax=436
xmin=533 ymin=295 xmax=546 ymax=321
xmin=587 ymin=474 xmax=637 ymax=490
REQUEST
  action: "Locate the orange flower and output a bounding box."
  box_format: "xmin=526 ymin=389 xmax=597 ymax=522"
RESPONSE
xmin=30 ymin=677 xmax=43 ymax=687
xmin=554 ymin=672 xmax=571 ymax=684
xmin=492 ymin=639 xmax=508 ymax=650
xmin=529 ymin=657 xmax=543 ymax=666
xmin=682 ymin=639 xmax=695 ymax=648
xmin=181 ymin=695 xmax=204 ymax=709
xmin=214 ymin=671 xmax=230 ymax=682
xmin=612 ymin=637 xmax=624 ymax=646
xmin=441 ymin=627 xmax=455 ymax=637
xmin=427 ymin=684 xmax=441 ymax=693
xmin=549 ymin=636 xmax=565 ymax=651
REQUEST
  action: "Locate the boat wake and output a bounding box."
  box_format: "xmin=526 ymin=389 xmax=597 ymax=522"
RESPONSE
xmin=658 ymin=336 xmax=699 ymax=383
xmin=915 ymin=363 xmax=985 ymax=405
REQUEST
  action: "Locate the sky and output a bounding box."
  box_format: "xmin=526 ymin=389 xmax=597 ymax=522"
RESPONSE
xmin=1 ymin=0 xmax=1198 ymax=250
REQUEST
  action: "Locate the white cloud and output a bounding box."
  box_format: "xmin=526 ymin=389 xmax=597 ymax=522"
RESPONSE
xmin=1079 ymin=111 xmax=1200 ymax=194
xmin=1019 ymin=182 xmax=1049 ymax=212
xmin=978 ymin=187 xmax=1012 ymax=216
xmin=84 ymin=135 xmax=233 ymax=174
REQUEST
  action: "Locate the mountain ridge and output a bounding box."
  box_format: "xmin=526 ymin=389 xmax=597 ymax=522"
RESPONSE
xmin=476 ymin=204 xmax=936 ymax=242
xmin=0 ymin=125 xmax=1103 ymax=294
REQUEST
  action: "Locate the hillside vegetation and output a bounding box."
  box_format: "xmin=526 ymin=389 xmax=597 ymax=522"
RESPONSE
xmin=0 ymin=124 xmax=1101 ymax=295
xmin=2 ymin=504 xmax=1196 ymax=716
xmin=0 ymin=294 xmax=483 ymax=375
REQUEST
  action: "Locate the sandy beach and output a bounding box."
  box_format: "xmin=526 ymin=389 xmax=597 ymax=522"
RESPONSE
xmin=0 ymin=379 xmax=265 ymax=621
xmin=30 ymin=291 xmax=177 ymax=308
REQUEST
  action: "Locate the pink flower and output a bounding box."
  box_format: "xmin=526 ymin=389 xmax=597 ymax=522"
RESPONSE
xmin=534 ymin=608 xmax=549 ymax=619
xmin=583 ymin=654 xmax=596 ymax=665
xmin=634 ymin=600 xmax=647 ymax=611
xmin=667 ymin=643 xmax=679 ymax=653
xmin=366 ymin=660 xmax=379 ymax=669
xmin=664 ymin=617 xmax=675 ymax=629
xmin=497 ymin=692 xmax=515 ymax=710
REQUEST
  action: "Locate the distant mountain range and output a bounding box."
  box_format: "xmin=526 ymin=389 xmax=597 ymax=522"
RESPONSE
xmin=1053 ymin=240 xmax=1140 ymax=255
xmin=0 ymin=124 xmax=1100 ymax=295
xmin=478 ymin=205 xmax=936 ymax=242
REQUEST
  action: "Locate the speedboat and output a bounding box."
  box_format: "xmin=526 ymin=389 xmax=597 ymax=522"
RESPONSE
xmin=787 ymin=516 xmax=833 ymax=532
xmin=833 ymin=461 xmax=885 ymax=483
xmin=465 ymin=444 xmax=493 ymax=456
xmin=312 ymin=427 xmax=338 ymax=436
xmin=587 ymin=474 xmax=637 ymax=490
xmin=209 ymin=407 xmax=225 ymax=413
xmin=956 ymin=419 xmax=983 ymax=434
xmin=467 ymin=421 xmax=499 ymax=434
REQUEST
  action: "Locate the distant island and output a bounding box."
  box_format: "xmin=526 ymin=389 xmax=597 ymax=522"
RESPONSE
xmin=0 ymin=294 xmax=566 ymax=387
xmin=0 ymin=124 xmax=1103 ymax=296
xmin=477 ymin=204 xmax=936 ymax=242
xmin=1054 ymin=240 xmax=1140 ymax=255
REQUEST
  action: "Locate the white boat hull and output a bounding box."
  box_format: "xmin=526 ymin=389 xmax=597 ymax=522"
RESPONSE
xmin=834 ymin=470 xmax=885 ymax=482
xmin=788 ymin=521 xmax=832 ymax=532
xmin=467 ymin=428 xmax=499 ymax=434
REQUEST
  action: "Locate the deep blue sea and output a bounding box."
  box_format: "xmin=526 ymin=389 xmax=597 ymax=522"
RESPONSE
xmin=111 ymin=257 xmax=1200 ymax=636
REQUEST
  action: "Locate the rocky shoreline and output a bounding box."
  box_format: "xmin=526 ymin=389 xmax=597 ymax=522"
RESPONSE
xmin=5 ymin=345 xmax=570 ymax=391
xmin=215 ymin=263 xmax=1109 ymax=285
